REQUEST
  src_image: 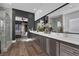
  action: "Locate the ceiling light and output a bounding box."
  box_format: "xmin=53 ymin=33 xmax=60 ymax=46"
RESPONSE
xmin=39 ymin=10 xmax=42 ymax=13
xmin=70 ymin=5 xmax=73 ymax=8
xmin=33 ymin=8 xmax=37 ymax=11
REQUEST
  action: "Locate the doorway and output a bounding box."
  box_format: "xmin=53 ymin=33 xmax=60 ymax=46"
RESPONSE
xmin=15 ymin=16 xmax=28 ymax=40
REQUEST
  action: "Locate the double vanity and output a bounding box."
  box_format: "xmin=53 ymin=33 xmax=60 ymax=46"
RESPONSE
xmin=29 ymin=31 xmax=79 ymax=56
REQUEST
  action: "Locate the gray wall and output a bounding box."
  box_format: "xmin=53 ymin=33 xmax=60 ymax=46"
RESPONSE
xmin=12 ymin=9 xmax=35 ymax=40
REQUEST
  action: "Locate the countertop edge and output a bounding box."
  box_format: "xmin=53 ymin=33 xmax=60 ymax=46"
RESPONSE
xmin=29 ymin=31 xmax=79 ymax=46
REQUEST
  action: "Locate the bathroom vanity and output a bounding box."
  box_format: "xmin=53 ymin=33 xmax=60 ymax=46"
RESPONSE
xmin=29 ymin=31 xmax=79 ymax=56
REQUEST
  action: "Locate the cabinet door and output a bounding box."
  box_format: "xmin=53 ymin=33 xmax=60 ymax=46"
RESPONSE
xmin=60 ymin=50 xmax=72 ymax=56
xmin=38 ymin=36 xmax=40 ymax=45
xmin=56 ymin=41 xmax=60 ymax=56
xmin=41 ymin=37 xmax=46 ymax=52
xmin=36 ymin=35 xmax=41 ymax=45
xmin=43 ymin=38 xmax=47 ymax=52
xmin=60 ymin=43 xmax=79 ymax=56
xmin=40 ymin=36 xmax=43 ymax=49
xmin=36 ymin=36 xmax=47 ymax=53
xmin=49 ymin=39 xmax=56 ymax=56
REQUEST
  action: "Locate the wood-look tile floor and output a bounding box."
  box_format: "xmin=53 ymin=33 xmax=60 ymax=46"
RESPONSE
xmin=0 ymin=40 xmax=48 ymax=56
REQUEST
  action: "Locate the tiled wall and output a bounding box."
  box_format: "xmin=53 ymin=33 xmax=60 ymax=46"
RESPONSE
xmin=0 ymin=4 xmax=12 ymax=52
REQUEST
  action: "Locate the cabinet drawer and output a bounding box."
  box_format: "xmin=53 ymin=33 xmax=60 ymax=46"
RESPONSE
xmin=60 ymin=43 xmax=79 ymax=56
xmin=60 ymin=49 xmax=74 ymax=56
xmin=60 ymin=46 xmax=74 ymax=56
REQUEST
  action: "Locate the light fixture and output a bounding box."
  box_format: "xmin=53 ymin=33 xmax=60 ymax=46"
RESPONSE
xmin=39 ymin=10 xmax=42 ymax=13
xmin=33 ymin=8 xmax=37 ymax=11
xmin=70 ymin=5 xmax=73 ymax=8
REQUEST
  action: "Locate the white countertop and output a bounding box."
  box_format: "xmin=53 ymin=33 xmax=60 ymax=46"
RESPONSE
xmin=30 ymin=31 xmax=79 ymax=46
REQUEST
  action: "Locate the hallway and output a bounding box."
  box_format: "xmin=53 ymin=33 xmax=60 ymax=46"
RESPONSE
xmin=0 ymin=40 xmax=48 ymax=56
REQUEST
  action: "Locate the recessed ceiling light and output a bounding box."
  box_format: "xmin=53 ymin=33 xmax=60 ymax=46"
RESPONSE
xmin=70 ymin=5 xmax=73 ymax=8
xmin=33 ymin=8 xmax=37 ymax=11
xmin=39 ymin=10 xmax=42 ymax=13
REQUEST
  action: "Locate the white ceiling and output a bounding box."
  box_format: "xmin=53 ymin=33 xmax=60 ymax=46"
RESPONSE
xmin=1 ymin=3 xmax=79 ymax=20
xmin=11 ymin=3 xmax=65 ymax=20
xmin=48 ymin=3 xmax=79 ymax=18
xmin=12 ymin=3 xmax=64 ymax=13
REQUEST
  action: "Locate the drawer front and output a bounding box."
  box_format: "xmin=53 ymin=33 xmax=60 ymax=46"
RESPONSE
xmin=60 ymin=46 xmax=74 ymax=56
xmin=60 ymin=43 xmax=79 ymax=56
xmin=60 ymin=49 xmax=74 ymax=56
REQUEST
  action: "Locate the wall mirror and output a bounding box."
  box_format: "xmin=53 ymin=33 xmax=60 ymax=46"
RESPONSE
xmin=64 ymin=10 xmax=79 ymax=34
xmin=49 ymin=15 xmax=63 ymax=33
